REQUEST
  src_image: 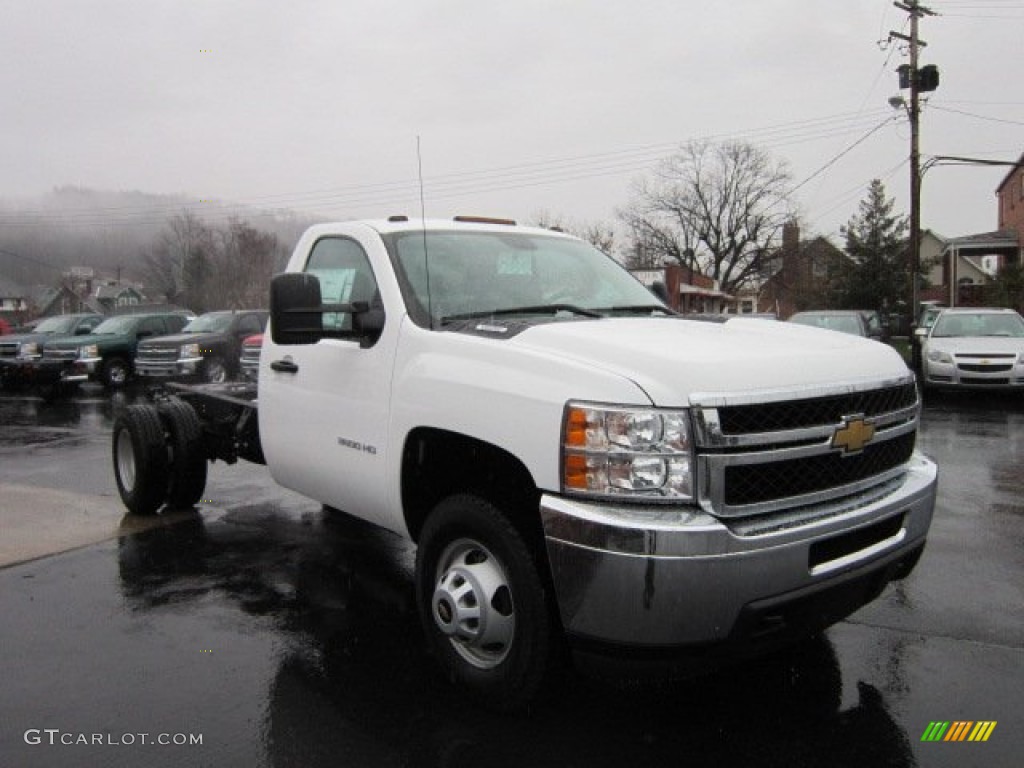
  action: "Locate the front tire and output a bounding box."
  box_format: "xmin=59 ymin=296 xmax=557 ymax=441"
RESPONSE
xmin=201 ymin=356 xmax=228 ymax=384
xmin=101 ymin=357 xmax=131 ymax=389
xmin=112 ymin=404 xmax=169 ymax=516
xmin=416 ymin=494 xmax=552 ymax=711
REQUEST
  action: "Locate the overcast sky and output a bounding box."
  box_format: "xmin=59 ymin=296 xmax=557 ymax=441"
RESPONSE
xmin=1 ymin=0 xmax=1021 ymax=243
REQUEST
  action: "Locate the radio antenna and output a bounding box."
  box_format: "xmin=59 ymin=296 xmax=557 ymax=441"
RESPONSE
xmin=417 ymin=136 xmax=433 ymax=328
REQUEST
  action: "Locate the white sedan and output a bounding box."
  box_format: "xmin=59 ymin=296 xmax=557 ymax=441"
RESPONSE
xmin=918 ymin=307 xmax=1024 ymax=390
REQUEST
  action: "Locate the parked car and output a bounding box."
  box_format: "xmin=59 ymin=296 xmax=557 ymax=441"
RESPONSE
xmin=917 ymin=307 xmax=1024 ymax=391
xmin=37 ymin=311 xmax=193 ymax=391
xmin=0 ymin=313 xmax=105 ymax=390
xmin=857 ymin=310 xmax=890 ymax=341
xmin=787 ymin=310 xmax=878 ymax=338
xmin=910 ymin=303 xmax=945 ymax=371
xmin=135 ymin=310 xmax=268 ymax=383
xmin=239 ymin=333 xmax=263 ymax=381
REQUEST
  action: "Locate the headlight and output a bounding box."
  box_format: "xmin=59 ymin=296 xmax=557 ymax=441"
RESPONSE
xmin=181 ymin=343 xmax=200 ymax=358
xmin=926 ymin=348 xmax=953 ymax=364
xmin=562 ymin=403 xmax=694 ymax=500
xmin=18 ymin=342 xmax=39 ymax=358
xmin=78 ymin=344 xmax=98 ymax=359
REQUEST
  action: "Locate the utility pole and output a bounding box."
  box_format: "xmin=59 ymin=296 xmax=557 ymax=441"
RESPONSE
xmin=890 ymin=1 xmax=937 ymax=325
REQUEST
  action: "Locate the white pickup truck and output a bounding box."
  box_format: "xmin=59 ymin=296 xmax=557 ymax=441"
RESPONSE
xmin=111 ymin=216 xmax=937 ymax=709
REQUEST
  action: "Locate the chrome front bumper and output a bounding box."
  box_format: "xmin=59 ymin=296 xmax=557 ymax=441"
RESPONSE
xmin=541 ymin=452 xmax=937 ymax=648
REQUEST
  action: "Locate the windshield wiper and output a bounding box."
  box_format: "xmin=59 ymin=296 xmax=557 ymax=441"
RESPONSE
xmin=597 ymin=304 xmax=676 ymax=316
xmin=440 ymin=304 xmax=603 ymax=325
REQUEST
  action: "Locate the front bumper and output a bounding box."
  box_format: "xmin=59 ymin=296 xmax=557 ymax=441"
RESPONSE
xmin=923 ymin=358 xmax=1024 ymax=389
xmin=0 ymin=357 xmax=90 ymax=386
xmin=541 ymin=452 xmax=937 ymax=650
xmin=135 ymin=357 xmax=201 ymax=379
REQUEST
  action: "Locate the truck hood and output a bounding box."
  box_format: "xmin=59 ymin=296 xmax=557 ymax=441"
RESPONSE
xmin=510 ymin=316 xmax=910 ymax=406
xmin=45 ymin=332 xmax=130 ymax=350
xmin=139 ymin=332 xmax=224 ymax=348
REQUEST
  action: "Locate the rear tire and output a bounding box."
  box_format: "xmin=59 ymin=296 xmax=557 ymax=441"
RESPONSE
xmin=416 ymin=494 xmax=552 ymax=711
xmin=112 ymin=404 xmax=169 ymax=516
xmin=158 ymin=397 xmax=208 ymax=509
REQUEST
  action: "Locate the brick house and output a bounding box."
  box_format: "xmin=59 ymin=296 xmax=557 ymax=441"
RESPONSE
xmin=996 ymin=150 xmax=1024 ymax=242
xmin=756 ymin=222 xmax=848 ymax=319
xmin=630 ymin=264 xmax=735 ymax=313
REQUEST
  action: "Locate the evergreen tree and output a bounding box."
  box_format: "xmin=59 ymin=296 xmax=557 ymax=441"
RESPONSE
xmin=838 ymin=180 xmax=908 ymax=313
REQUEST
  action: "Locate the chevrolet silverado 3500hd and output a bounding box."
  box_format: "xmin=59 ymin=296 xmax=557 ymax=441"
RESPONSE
xmin=111 ymin=216 xmax=937 ymax=709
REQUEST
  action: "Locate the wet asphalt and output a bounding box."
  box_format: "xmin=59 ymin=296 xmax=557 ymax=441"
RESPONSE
xmin=0 ymin=385 xmax=1021 ymax=768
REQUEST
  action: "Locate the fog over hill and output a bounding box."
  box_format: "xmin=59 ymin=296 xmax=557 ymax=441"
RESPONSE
xmin=0 ymin=187 xmax=320 ymax=290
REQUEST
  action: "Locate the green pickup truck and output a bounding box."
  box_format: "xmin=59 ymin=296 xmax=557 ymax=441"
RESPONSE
xmin=35 ymin=311 xmax=193 ymax=394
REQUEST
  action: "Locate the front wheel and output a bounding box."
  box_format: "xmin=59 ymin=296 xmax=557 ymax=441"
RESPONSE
xmin=201 ymin=356 xmax=228 ymax=384
xmin=415 ymin=494 xmax=552 ymax=711
xmin=101 ymin=357 xmax=131 ymax=389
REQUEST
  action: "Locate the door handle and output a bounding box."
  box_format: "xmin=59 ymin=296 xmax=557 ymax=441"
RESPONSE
xmin=270 ymin=359 xmax=298 ymax=374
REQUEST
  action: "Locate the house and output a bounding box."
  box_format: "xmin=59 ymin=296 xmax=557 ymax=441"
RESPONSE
xmin=755 ymin=221 xmax=848 ymax=319
xmin=630 ymin=265 xmax=735 ymax=314
xmin=996 ymin=150 xmax=1024 ymax=243
xmin=0 ymin=276 xmax=30 ymax=326
xmin=935 ymin=230 xmax=1017 ymax=306
xmin=93 ymin=281 xmax=144 ymax=313
xmin=29 ymin=284 xmax=103 ymax=318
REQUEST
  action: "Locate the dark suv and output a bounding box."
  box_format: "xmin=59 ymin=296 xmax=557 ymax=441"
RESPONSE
xmin=135 ymin=310 xmax=268 ymax=383
xmin=39 ymin=311 xmax=193 ymax=391
xmin=0 ymin=313 xmax=104 ymax=390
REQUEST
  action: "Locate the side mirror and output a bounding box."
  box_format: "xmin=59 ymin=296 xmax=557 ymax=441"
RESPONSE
xmin=913 ymin=327 xmax=927 ymax=340
xmin=270 ymin=273 xmax=384 ymax=347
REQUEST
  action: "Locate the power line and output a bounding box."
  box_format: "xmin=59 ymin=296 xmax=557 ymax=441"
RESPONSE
xmin=0 ymin=109 xmax=897 ymax=228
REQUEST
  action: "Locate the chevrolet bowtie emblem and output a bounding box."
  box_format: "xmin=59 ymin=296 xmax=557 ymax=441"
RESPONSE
xmin=832 ymin=416 xmax=875 ymax=455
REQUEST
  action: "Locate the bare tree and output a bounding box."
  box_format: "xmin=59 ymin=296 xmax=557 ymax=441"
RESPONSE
xmin=143 ymin=210 xmax=215 ymax=309
xmin=212 ymin=218 xmax=281 ymax=308
xmin=619 ymin=140 xmax=793 ymax=293
xmin=530 ymin=210 xmax=617 ymax=255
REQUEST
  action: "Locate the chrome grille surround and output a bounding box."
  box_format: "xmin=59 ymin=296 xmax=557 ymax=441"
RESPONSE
xmin=691 ymin=374 xmax=920 ymax=520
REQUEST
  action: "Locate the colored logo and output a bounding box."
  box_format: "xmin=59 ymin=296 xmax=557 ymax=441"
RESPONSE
xmin=831 ymin=415 xmax=876 ymax=455
xmin=921 ymin=721 xmax=997 ymax=742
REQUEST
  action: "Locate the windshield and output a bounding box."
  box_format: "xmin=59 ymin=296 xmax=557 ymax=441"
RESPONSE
xmin=389 ymin=231 xmax=665 ymax=327
xmin=932 ymin=312 xmax=1024 ymax=338
xmin=183 ymin=313 xmax=233 ymax=333
xmin=91 ymin=316 xmax=138 ymax=335
xmin=33 ymin=316 xmax=78 ymax=334
xmin=790 ymin=313 xmax=864 ymax=336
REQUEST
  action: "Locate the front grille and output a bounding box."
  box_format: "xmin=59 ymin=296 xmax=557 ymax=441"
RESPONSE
xmin=43 ymin=349 xmax=77 ymax=361
xmin=724 ymin=432 xmax=915 ymax=506
xmin=694 ymin=377 xmax=920 ymax=519
xmin=961 ymin=377 xmax=1011 ymax=385
xmin=136 ymin=348 xmax=178 ymax=362
xmin=0 ymin=343 xmax=17 ymax=358
xmin=958 ymin=363 xmax=1013 ymax=373
xmin=717 ymin=382 xmax=917 ymax=435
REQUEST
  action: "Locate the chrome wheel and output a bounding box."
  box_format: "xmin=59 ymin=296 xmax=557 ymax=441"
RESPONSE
xmin=432 ymin=537 xmax=515 ymax=669
xmin=204 ymin=358 xmax=227 ymax=383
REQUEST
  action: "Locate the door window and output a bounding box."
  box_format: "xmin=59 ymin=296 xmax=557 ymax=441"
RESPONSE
xmin=305 ymin=238 xmax=379 ymax=334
